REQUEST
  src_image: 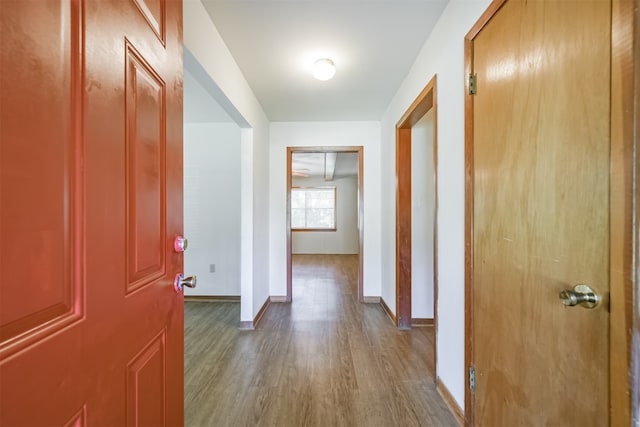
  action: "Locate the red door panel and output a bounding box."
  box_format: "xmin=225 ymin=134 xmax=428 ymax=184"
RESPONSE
xmin=126 ymin=330 xmax=167 ymax=426
xmin=0 ymin=0 xmax=184 ymax=425
xmin=125 ymin=41 xmax=167 ymax=294
xmin=133 ymin=0 xmax=166 ymax=42
xmin=0 ymin=0 xmax=84 ymax=360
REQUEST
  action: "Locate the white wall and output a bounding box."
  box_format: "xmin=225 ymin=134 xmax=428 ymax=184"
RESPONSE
xmin=184 ymin=0 xmax=271 ymax=322
xmin=269 ymin=122 xmax=381 ymax=297
xmin=292 ymin=175 xmax=359 ymax=254
xmin=380 ymin=0 xmax=492 ymax=409
xmin=411 ymin=109 xmax=435 ymax=319
xmin=184 ymin=123 xmax=241 ymax=296
xmin=185 ymin=0 xmax=493 ymax=408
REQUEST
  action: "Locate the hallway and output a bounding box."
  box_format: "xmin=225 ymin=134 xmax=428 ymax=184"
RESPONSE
xmin=184 ymin=255 xmax=457 ymax=426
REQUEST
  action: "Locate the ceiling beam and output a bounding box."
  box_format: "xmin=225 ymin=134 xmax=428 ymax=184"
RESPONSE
xmin=324 ymin=152 xmax=337 ymax=181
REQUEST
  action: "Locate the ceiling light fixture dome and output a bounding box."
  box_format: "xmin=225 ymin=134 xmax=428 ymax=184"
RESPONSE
xmin=313 ymin=58 xmax=336 ymax=81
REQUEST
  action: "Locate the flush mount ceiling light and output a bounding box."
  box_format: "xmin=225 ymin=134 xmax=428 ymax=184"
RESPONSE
xmin=313 ymin=58 xmax=336 ymax=81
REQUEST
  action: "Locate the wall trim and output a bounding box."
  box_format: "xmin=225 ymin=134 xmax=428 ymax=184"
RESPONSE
xmin=270 ymin=296 xmax=288 ymax=303
xmin=395 ymin=73 xmax=438 ymax=352
xmin=253 ymin=296 xmax=270 ymax=327
xmin=238 ymin=296 xmax=271 ymax=330
xmin=412 ymin=318 xmax=434 ymax=327
xmin=363 ymin=296 xmax=380 ymax=304
xmin=437 ymin=377 xmax=464 ymax=426
xmin=184 ymin=295 xmax=240 ymax=302
xmin=464 ymin=3 xmax=508 ymax=424
xmin=238 ymin=321 xmax=254 ymax=330
xmin=632 ymin=0 xmax=640 ymax=419
xmin=611 ymin=0 xmax=638 ymax=423
xmin=380 ymin=297 xmax=396 ymax=324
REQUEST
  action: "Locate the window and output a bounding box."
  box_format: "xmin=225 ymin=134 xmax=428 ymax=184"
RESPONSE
xmin=291 ymin=187 xmax=336 ymax=230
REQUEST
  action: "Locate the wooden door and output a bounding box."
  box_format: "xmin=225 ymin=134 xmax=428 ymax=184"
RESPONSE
xmin=0 ymin=1 xmax=184 ymax=425
xmin=469 ymin=0 xmax=610 ymax=425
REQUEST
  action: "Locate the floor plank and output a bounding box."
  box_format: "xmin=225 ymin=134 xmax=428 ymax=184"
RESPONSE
xmin=185 ymin=254 xmax=457 ymax=426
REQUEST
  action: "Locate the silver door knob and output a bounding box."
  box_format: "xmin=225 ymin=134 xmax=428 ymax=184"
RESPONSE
xmin=174 ymin=274 xmax=197 ymax=293
xmin=559 ymin=284 xmax=600 ymax=308
xmin=174 ymin=236 xmax=188 ymax=252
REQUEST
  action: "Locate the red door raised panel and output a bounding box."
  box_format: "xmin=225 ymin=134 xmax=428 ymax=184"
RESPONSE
xmin=0 ymin=1 xmax=184 ymax=425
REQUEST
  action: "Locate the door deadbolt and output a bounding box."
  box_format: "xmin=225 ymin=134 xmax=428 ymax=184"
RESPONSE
xmin=174 ymin=236 xmax=188 ymax=252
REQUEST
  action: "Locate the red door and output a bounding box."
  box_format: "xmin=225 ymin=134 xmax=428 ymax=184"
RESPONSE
xmin=1 ymin=1 xmax=184 ymax=425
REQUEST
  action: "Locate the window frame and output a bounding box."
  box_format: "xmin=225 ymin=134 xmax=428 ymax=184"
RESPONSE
xmin=290 ymin=186 xmax=337 ymax=232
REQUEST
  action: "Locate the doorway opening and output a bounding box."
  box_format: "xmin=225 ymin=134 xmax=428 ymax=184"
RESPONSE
xmin=395 ymin=76 xmax=438 ymax=332
xmin=286 ymin=146 xmax=364 ymax=303
xmin=182 ymin=48 xmax=248 ymax=318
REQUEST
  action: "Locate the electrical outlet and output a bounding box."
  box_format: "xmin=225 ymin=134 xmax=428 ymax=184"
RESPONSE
xmin=209 ymin=264 xmax=215 ymax=273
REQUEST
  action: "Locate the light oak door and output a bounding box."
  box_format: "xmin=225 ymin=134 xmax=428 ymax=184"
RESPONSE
xmin=470 ymin=0 xmax=610 ymax=425
xmin=0 ymin=1 xmax=184 ymax=425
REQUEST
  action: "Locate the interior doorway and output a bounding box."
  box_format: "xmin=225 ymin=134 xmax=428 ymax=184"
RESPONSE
xmin=395 ymin=76 xmax=438 ymax=332
xmin=182 ymin=49 xmax=247 ymax=313
xmin=286 ymin=146 xmax=364 ymax=303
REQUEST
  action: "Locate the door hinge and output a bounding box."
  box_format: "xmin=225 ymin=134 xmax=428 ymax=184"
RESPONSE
xmin=469 ymin=73 xmax=477 ymax=95
xmin=469 ymin=367 xmax=476 ymax=392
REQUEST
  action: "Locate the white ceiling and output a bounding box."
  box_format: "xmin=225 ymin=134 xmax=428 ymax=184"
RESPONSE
xmin=292 ymin=152 xmax=359 ymax=179
xmin=200 ymin=0 xmax=448 ymax=122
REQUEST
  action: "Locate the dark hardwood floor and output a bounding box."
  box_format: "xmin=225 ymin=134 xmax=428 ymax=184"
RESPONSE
xmin=185 ymin=254 xmax=457 ymax=426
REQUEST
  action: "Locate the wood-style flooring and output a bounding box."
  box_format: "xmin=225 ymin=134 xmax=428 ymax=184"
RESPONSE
xmin=185 ymin=254 xmax=457 ymax=426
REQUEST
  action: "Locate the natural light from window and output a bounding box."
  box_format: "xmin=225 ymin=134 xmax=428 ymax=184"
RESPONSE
xmin=291 ymin=187 xmax=336 ymax=230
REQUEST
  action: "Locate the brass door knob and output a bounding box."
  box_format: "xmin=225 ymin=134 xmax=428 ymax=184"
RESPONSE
xmin=559 ymin=284 xmax=599 ymax=309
